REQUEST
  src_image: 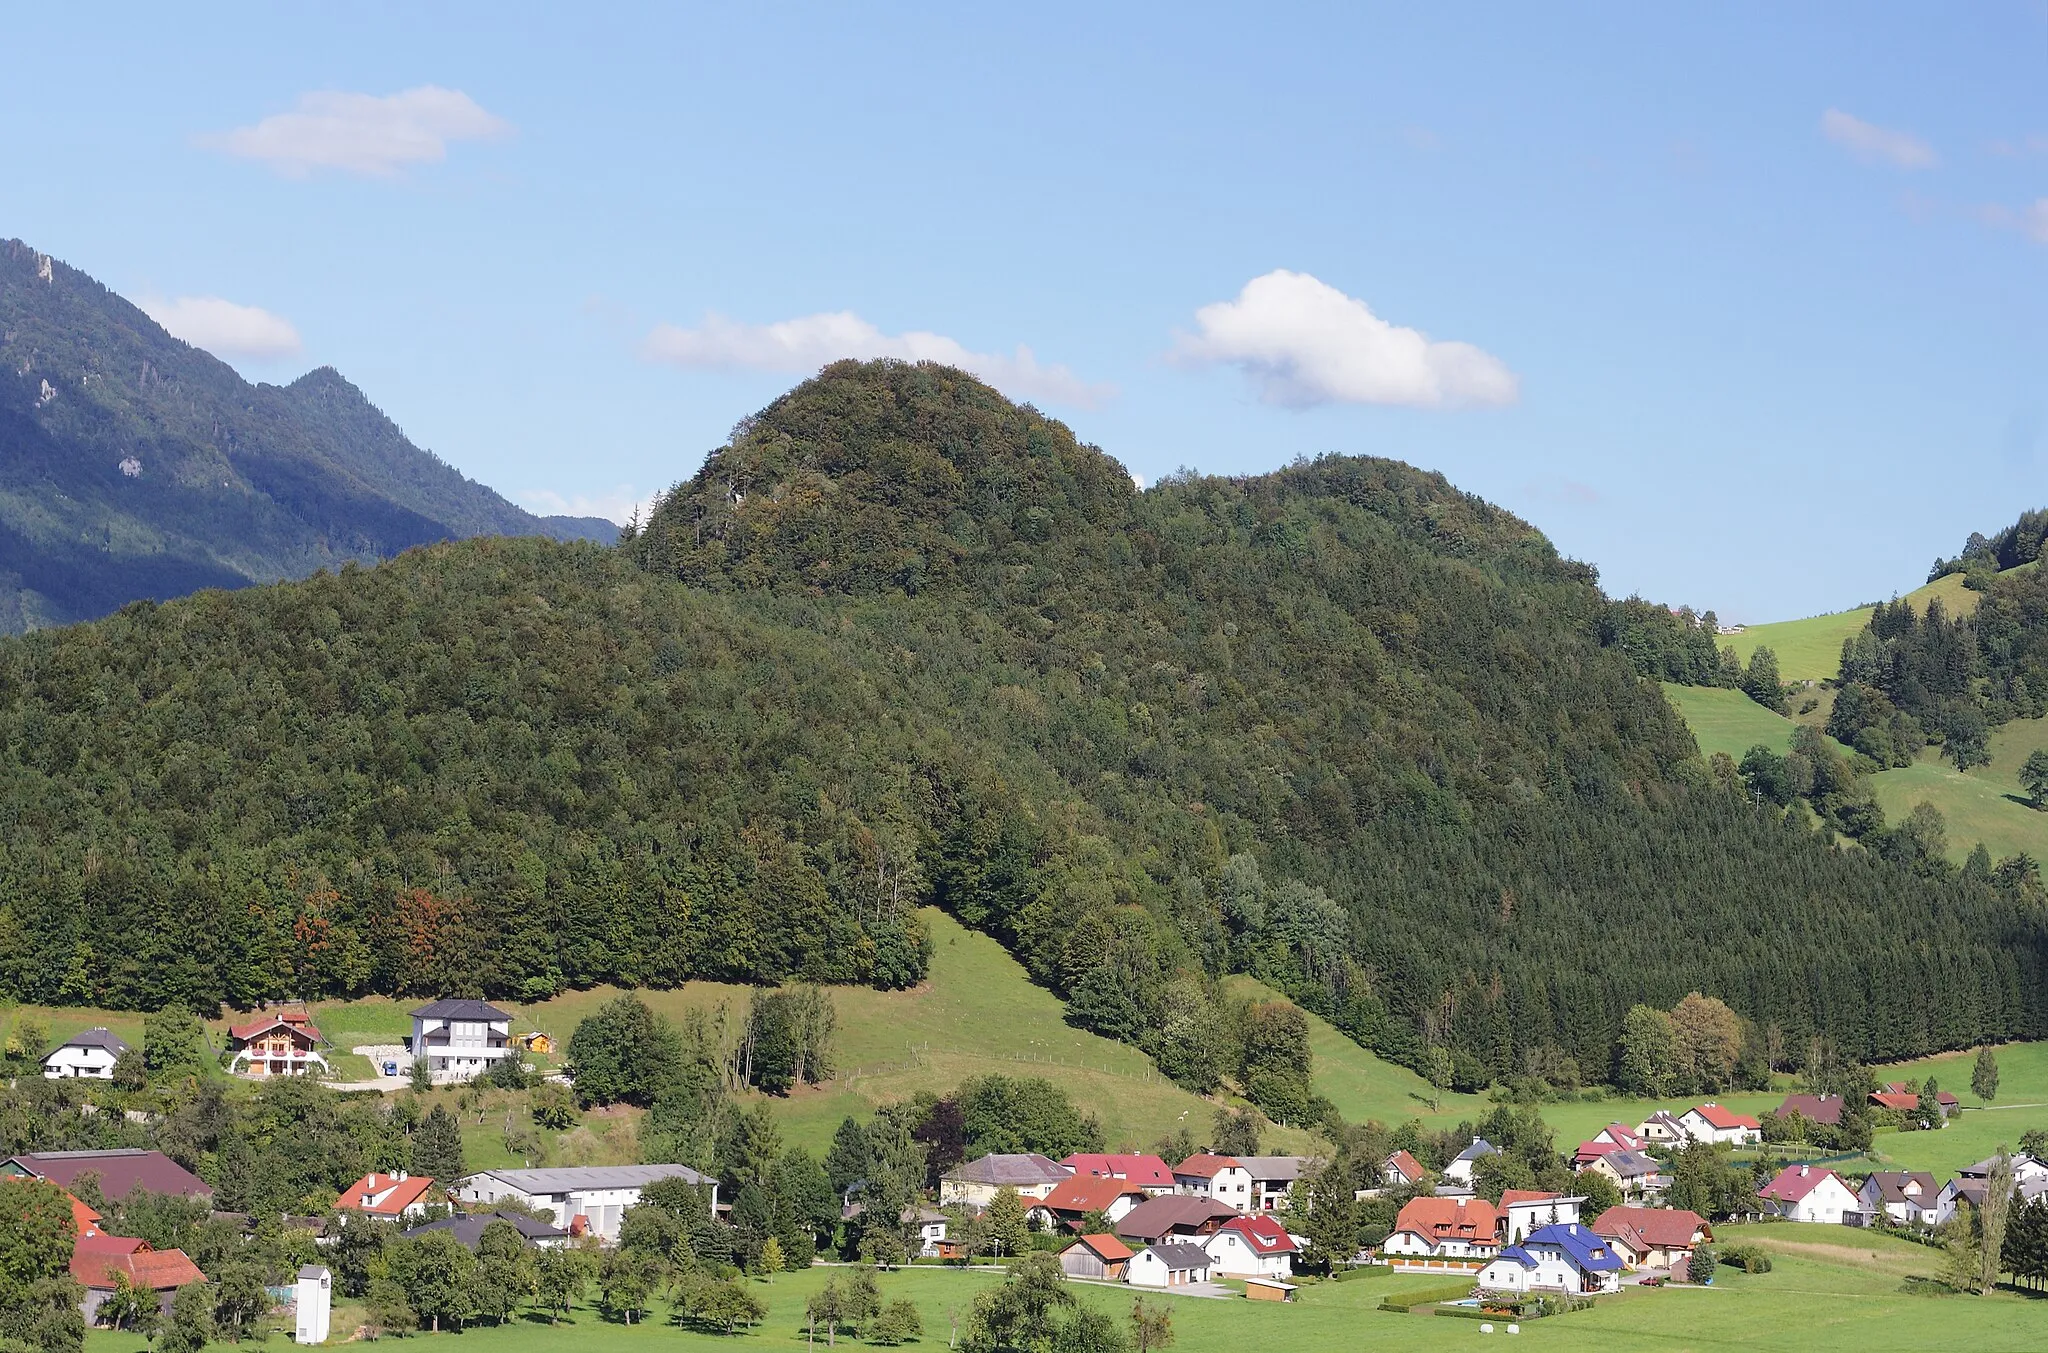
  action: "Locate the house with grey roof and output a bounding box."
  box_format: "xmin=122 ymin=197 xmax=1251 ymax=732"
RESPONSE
xmin=410 ymin=1000 xmax=514 ymax=1084
xmin=1127 ymin=1240 xmax=1213 ymax=1287
xmin=938 ymin=1153 xmax=1071 ymax=1208
xmin=402 ymin=1211 xmax=570 ymax=1250
xmin=1239 ymin=1155 xmax=1316 ymax=1211
xmin=454 ymin=1164 xmax=716 ymax=1239
xmin=42 ymin=1028 xmax=129 ymax=1080
xmin=1442 ymin=1138 xmax=1499 ymax=1187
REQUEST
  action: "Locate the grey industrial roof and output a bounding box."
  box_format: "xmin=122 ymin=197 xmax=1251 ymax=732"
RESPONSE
xmin=410 ymin=999 xmax=512 ymax=1021
xmin=1146 ymin=1242 xmax=1212 ymax=1270
xmin=944 ymin=1153 xmax=1070 ymax=1187
xmin=464 ymin=1164 xmax=714 ymax=1194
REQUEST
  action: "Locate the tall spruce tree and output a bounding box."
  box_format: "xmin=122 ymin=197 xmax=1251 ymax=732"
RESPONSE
xmin=415 ymin=1104 xmax=466 ymax=1185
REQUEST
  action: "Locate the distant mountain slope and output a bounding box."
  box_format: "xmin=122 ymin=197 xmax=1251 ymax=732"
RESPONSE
xmin=0 ymin=239 xmax=614 ymax=630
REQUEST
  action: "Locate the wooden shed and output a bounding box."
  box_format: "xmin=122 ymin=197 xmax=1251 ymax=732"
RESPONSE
xmin=1244 ymin=1277 xmax=1297 ymax=1302
xmin=1059 ymin=1233 xmax=1135 ymax=1281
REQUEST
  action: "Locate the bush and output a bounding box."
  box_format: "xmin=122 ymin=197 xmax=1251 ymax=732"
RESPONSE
xmin=1720 ymin=1244 xmax=1772 ymax=1274
xmin=1378 ymin=1280 xmax=1479 ymax=1312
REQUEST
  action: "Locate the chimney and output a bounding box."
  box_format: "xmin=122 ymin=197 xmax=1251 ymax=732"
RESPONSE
xmin=1799 ymin=1166 xmax=1809 ymax=1177
xmin=396 ymin=1170 xmax=407 ymax=1182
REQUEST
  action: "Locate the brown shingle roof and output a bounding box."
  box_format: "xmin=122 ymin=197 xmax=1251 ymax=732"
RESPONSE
xmin=1114 ymin=1194 xmax=1238 ymax=1241
xmin=945 ymin=1154 xmax=1070 ymax=1188
xmin=1592 ymin=1206 xmax=1708 ymax=1251
xmin=7 ymin=1149 xmax=211 ymax=1200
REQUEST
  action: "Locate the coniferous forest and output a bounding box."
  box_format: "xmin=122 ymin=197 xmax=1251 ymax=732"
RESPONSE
xmin=0 ymin=360 xmax=2039 ymax=1096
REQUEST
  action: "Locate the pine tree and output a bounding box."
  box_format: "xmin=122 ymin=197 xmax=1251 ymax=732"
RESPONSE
xmin=760 ymin=1235 xmax=786 ymax=1279
xmin=415 ymin=1103 xmax=466 ymax=1184
xmin=1974 ymin=1047 xmax=2000 ymax=1103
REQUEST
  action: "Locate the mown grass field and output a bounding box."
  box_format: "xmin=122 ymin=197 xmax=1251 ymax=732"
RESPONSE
xmin=80 ymin=1222 xmax=2048 ymax=1353
xmin=1660 ymin=683 xmax=1851 ymax=763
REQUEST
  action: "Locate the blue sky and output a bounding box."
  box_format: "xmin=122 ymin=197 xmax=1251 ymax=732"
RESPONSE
xmin=6 ymin=2 xmax=2044 ymax=620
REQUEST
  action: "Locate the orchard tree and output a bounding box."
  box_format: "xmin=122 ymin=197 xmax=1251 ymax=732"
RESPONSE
xmin=2023 ymin=750 xmax=2048 ymax=808
xmin=1974 ymin=1047 xmax=2000 ymax=1103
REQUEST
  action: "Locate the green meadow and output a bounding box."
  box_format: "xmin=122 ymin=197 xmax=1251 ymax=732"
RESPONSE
xmin=1717 ymin=569 xmax=1985 ymax=685
xmin=80 ymin=1221 xmax=2048 ymax=1353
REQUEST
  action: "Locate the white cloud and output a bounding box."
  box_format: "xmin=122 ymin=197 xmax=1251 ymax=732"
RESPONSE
xmin=139 ymin=295 xmax=302 ymax=359
xmin=1169 ymin=270 xmax=1518 ymax=409
xmin=642 ymin=310 xmax=1114 ymax=408
xmin=201 ymin=86 xmax=511 ymax=178
xmin=518 ymin=486 xmax=665 ymax=527
xmin=1974 ymin=199 xmax=2048 ymax=245
xmin=1820 ymin=108 xmax=1937 ymax=169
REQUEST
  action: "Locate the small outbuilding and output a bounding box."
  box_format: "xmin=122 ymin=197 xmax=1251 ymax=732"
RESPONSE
xmin=1059 ymin=1233 xmax=1134 ymax=1281
xmin=1127 ymin=1241 xmax=1212 ymax=1288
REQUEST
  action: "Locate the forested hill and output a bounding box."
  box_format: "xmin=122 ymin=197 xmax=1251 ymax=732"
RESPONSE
xmin=0 ymin=359 xmax=2039 ymax=1101
xmin=0 ymin=239 xmax=615 ymax=632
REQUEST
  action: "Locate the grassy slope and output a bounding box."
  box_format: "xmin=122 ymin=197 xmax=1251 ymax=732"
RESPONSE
xmin=1865 ymin=1040 xmax=2048 ymax=1177
xmin=1659 ymin=687 xmax=2047 ymax=864
xmin=1718 ymin=570 xmax=1985 ymax=685
xmin=84 ymin=1222 xmax=2048 ymax=1353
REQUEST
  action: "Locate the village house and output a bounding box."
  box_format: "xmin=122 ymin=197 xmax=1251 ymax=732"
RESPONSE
xmin=402 ymin=1212 xmax=568 ymax=1250
xmin=1127 ymin=1241 xmax=1213 ymax=1288
xmin=1760 ymin=1165 xmax=1859 ymax=1224
xmin=1114 ymin=1194 xmax=1239 ymax=1245
xmin=1856 ymin=1172 xmax=1940 ymax=1227
xmin=41 ymin=1029 xmax=128 ymax=1080
xmin=1442 ymin=1138 xmax=1499 ymax=1187
xmin=1580 ymin=1149 xmax=1664 ymax=1199
xmin=1679 ymin=1104 xmax=1761 ymax=1146
xmin=227 ymin=1010 xmax=328 ymax=1079
xmin=1030 ymin=1175 xmax=1149 ymax=1232
xmin=1201 ymin=1214 xmax=1297 ymax=1279
xmin=336 ymin=1171 xmax=437 ymax=1223
xmin=940 ymin=1153 xmax=1070 ymax=1207
xmin=1574 ymin=1124 xmax=1648 ymax=1166
xmin=1381 ymin=1196 xmax=1500 ymax=1271
xmin=73 ymin=1236 xmax=207 ymax=1324
xmin=1061 ymin=1153 xmax=1176 ymax=1195
xmin=907 ymin=1207 xmax=948 ymax=1257
xmin=1058 ymin=1233 xmax=1134 ymax=1281
xmin=4 ymin=1149 xmax=212 ymax=1201
xmin=1635 ymin=1111 xmax=1689 ymax=1146
xmin=410 ymin=999 xmax=515 ymax=1083
xmin=1238 ymin=1155 xmax=1314 ymax=1211
xmin=1869 ymin=1084 xmax=1959 ymax=1120
xmin=456 ymin=1164 xmax=716 ymax=1239
xmin=1591 ymin=1206 xmax=1711 ymax=1271
xmin=1475 ymin=1223 xmax=1623 ymax=1295
xmin=1499 ymin=1190 xmax=1582 ymax=1244
xmin=1367 ymin=1150 xmax=1428 ymax=1195
xmin=1772 ymin=1093 xmax=1846 ymax=1129
xmin=1173 ymin=1154 xmax=1254 ymax=1212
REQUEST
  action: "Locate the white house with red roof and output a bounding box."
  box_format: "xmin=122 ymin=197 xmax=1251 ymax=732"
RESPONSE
xmin=1759 ymin=1165 xmax=1859 ymax=1224
xmin=1499 ymin=1190 xmax=1582 ymax=1244
xmin=1635 ymin=1110 xmax=1689 ymax=1146
xmin=1062 ymin=1153 xmax=1177 ymax=1196
xmin=1382 ymin=1196 xmax=1500 ymax=1271
xmin=1174 ymin=1154 xmax=1253 ymax=1213
xmin=1591 ymin=1206 xmax=1711 ymax=1271
xmin=1382 ymin=1150 xmax=1427 ymax=1188
xmin=1679 ymin=1104 xmax=1760 ymax=1146
xmin=337 ymin=1171 xmax=438 ymax=1223
xmin=1202 ymin=1214 xmax=1298 ymax=1278
xmin=226 ymin=1010 xmax=328 ymax=1079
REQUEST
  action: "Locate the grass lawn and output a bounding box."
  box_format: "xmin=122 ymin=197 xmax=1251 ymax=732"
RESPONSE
xmin=1659 ymin=684 xmax=1856 ymax=763
xmin=80 ymin=1225 xmax=2048 ymax=1353
xmin=1864 ymin=1040 xmax=2048 ymax=1177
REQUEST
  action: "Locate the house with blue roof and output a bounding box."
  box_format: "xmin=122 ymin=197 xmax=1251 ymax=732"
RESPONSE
xmin=1474 ymin=1222 xmax=1622 ymax=1295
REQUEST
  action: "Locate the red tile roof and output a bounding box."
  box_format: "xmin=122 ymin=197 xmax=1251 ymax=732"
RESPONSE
xmin=1688 ymin=1104 xmax=1760 ymax=1131
xmin=71 ymin=1237 xmax=207 ymax=1292
xmin=1573 ymin=1139 xmax=1626 ymax=1165
xmin=1069 ymin=1232 xmax=1134 ymax=1262
xmin=1384 ymin=1150 xmax=1426 ymax=1183
xmin=1063 ymin=1153 xmax=1176 ymax=1189
xmin=1038 ymin=1175 xmax=1147 ymax=1215
xmin=1592 ymin=1206 xmax=1709 ymax=1252
xmin=1877 ymin=1084 xmax=1959 ymax=1108
xmin=338 ymin=1172 xmax=437 ymax=1216
xmin=1595 ymin=1124 xmax=1646 ymax=1150
xmin=1175 ymin=1154 xmax=1243 ymax=1178
xmin=1870 ymin=1091 xmax=1920 ymax=1111
xmin=1220 ymin=1214 xmax=1297 ymax=1253
xmin=1392 ymin=1196 xmax=1500 ymax=1246
xmin=1760 ymin=1165 xmax=1850 ymax=1203
xmin=63 ymin=1190 xmax=102 ymax=1238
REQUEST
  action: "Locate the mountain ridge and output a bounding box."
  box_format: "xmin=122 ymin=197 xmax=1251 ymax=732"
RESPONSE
xmin=0 ymin=238 xmax=615 ymax=630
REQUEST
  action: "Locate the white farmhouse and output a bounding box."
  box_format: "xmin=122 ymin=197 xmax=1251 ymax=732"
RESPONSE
xmin=1126 ymin=1241 xmax=1212 ymax=1288
xmin=456 ymin=1164 xmax=717 ymax=1239
xmin=410 ymin=999 xmax=514 ymax=1083
xmin=42 ymin=1028 xmax=128 ymax=1079
xmin=1759 ymin=1165 xmax=1859 ymax=1224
